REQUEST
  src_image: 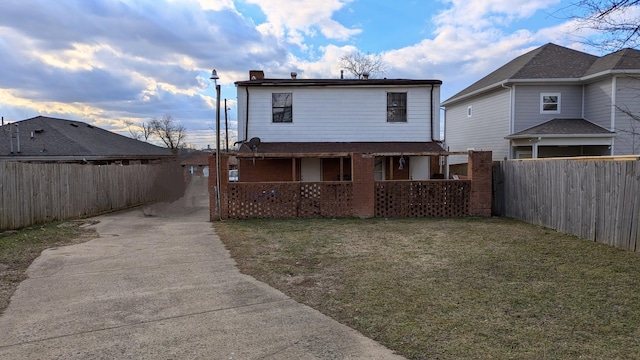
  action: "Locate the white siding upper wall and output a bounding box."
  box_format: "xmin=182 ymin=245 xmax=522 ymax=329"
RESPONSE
xmin=513 ymin=85 xmax=583 ymax=132
xmin=239 ymin=86 xmax=436 ymax=142
xmin=444 ymin=89 xmax=511 ymax=163
xmin=584 ymin=79 xmax=613 ymax=129
xmin=614 ymin=76 xmax=640 ymax=154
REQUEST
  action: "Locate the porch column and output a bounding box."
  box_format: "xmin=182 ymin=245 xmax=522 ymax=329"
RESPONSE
xmin=468 ymin=151 xmax=492 ymax=217
xmin=352 ymin=153 xmax=375 ymax=218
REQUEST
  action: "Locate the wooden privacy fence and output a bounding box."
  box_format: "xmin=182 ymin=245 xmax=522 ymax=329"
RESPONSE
xmin=0 ymin=161 xmax=183 ymax=231
xmin=375 ymin=180 xmax=471 ymax=217
xmin=496 ymin=158 xmax=640 ymax=251
xmin=227 ymin=182 xmax=353 ymax=219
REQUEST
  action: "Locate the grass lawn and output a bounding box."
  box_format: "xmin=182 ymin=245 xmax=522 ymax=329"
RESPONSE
xmin=215 ymin=217 xmax=640 ymax=360
xmin=0 ymin=222 xmax=97 ymax=314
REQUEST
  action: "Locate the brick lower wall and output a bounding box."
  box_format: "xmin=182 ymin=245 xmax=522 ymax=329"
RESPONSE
xmin=239 ymin=158 xmax=295 ymax=182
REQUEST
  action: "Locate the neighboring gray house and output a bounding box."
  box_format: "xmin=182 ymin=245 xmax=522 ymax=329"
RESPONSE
xmin=442 ymin=43 xmax=640 ymax=169
xmin=0 ymin=116 xmax=173 ymax=164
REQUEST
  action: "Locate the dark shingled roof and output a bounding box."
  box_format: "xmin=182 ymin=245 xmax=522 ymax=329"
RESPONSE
xmin=237 ymin=142 xmax=446 ymax=155
xmin=235 ymin=78 xmax=442 ymax=87
xmin=0 ymin=116 xmax=173 ymax=160
xmin=506 ymin=118 xmax=614 ymax=138
xmin=443 ymin=43 xmax=640 ymax=105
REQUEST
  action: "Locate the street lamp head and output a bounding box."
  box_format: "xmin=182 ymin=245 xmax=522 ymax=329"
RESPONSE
xmin=210 ymin=69 xmax=220 ymax=81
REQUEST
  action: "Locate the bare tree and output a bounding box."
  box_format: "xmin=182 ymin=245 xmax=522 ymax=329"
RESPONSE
xmin=126 ymin=120 xmax=154 ymax=141
xmin=566 ymin=0 xmax=640 ymax=51
xmin=150 ymin=114 xmax=187 ymax=150
xmin=339 ymin=50 xmax=387 ymax=79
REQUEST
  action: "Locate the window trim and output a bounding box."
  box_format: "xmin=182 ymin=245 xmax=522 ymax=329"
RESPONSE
xmin=540 ymin=93 xmax=561 ymax=114
xmin=272 ymin=92 xmax=293 ymax=123
xmin=387 ymin=92 xmax=407 ymax=123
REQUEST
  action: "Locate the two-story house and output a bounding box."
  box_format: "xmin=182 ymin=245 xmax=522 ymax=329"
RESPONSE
xmin=442 ymin=43 xmax=640 ymax=171
xmin=210 ymin=71 xmax=494 ymax=220
xmin=233 ymin=70 xmax=447 ymax=182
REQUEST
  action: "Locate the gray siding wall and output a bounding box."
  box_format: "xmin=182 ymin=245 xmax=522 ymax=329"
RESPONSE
xmin=513 ymin=85 xmax=583 ymax=132
xmin=614 ymin=76 xmax=640 ymax=154
xmin=444 ymin=88 xmax=511 ymax=164
xmin=240 ymin=86 xmax=437 ymax=142
xmin=584 ymin=79 xmax=613 ymax=129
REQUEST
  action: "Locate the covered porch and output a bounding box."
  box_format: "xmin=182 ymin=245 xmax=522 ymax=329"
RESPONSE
xmin=506 ymin=118 xmax=615 ymax=159
xmin=209 ymin=143 xmax=492 ymax=220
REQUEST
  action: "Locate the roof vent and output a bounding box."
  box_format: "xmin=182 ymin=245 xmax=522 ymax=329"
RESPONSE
xmin=291 ymin=72 xmax=297 ymax=79
xmin=362 ymin=72 xmax=370 ymax=80
xmin=70 ymin=123 xmax=78 ymax=127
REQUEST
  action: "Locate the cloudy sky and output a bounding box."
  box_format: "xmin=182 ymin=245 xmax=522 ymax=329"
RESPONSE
xmin=0 ymin=0 xmax=620 ymax=149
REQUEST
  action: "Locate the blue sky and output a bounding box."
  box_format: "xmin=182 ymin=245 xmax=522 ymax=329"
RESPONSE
xmin=0 ymin=0 xmax=630 ymax=149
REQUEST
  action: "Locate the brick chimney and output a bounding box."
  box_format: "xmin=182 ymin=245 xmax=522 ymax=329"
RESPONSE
xmin=249 ymin=70 xmax=264 ymax=80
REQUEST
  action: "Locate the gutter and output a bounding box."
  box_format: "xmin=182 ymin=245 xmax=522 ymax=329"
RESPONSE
xmin=505 ymin=133 xmax=616 ymax=140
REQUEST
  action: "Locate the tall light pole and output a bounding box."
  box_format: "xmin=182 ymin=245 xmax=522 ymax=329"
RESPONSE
xmin=210 ymin=69 xmax=222 ymax=220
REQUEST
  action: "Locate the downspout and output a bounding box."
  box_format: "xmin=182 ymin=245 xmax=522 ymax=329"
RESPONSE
xmin=610 ymin=76 xmax=617 ymax=155
xmin=430 ymin=84 xmax=435 ymax=142
xmin=9 ymin=123 xmax=13 ymax=153
xmin=15 ymin=124 xmax=20 ymax=153
xmin=245 ymin=86 xmax=250 ymax=142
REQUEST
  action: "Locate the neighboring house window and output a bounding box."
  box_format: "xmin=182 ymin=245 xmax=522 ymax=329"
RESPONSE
xmin=540 ymin=93 xmax=561 ymax=113
xmin=387 ymin=92 xmax=407 ymax=122
xmin=467 ymin=106 xmax=472 ymax=117
xmin=272 ymin=93 xmax=293 ymax=123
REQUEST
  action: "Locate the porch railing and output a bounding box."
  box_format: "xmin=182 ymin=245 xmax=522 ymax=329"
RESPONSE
xmin=225 ymin=180 xmax=471 ymax=219
xmin=375 ymin=180 xmax=471 ymax=217
xmin=227 ymin=182 xmax=353 ymax=219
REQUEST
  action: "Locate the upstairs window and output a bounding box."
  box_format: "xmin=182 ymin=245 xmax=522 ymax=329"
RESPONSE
xmin=540 ymin=93 xmax=560 ymax=114
xmin=387 ymin=92 xmax=407 ymax=122
xmin=272 ymin=93 xmax=293 ymax=123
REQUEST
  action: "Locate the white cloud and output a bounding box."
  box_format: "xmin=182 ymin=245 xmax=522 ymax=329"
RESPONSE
xmin=435 ymin=0 xmax=562 ymax=29
xmin=246 ymin=0 xmax=361 ymax=45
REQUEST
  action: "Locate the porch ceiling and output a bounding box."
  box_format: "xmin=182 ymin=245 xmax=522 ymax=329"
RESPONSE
xmin=236 ymin=141 xmax=459 ymax=158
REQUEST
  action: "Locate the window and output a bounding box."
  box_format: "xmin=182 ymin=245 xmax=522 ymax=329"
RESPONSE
xmin=272 ymin=93 xmax=293 ymax=123
xmin=467 ymin=105 xmax=473 ymax=117
xmin=540 ymin=93 xmax=560 ymax=113
xmin=387 ymin=92 xmax=407 ymax=122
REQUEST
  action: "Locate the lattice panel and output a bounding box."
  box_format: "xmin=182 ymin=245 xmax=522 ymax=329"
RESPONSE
xmin=321 ymin=183 xmax=354 ymax=217
xmin=228 ymin=183 xmax=298 ymax=219
xmin=375 ymin=180 xmax=471 ymax=218
xmin=227 ymin=182 xmax=353 ymax=219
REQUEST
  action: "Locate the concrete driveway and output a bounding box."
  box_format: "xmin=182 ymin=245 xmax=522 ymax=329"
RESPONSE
xmin=0 ymin=178 xmax=404 ymax=359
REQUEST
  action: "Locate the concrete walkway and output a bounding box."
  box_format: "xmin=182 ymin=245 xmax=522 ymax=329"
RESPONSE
xmin=0 ymin=179 xmax=404 ymax=359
